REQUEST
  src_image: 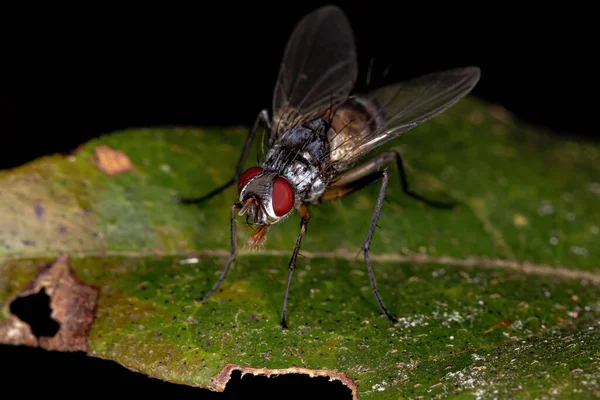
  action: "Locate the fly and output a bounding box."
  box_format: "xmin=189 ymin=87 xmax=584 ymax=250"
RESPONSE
xmin=178 ymin=5 xmax=481 ymax=329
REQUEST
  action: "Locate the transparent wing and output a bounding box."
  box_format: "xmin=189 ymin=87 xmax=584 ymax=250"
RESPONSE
xmin=271 ymin=5 xmax=358 ymax=139
xmin=328 ymin=66 xmax=481 ymax=169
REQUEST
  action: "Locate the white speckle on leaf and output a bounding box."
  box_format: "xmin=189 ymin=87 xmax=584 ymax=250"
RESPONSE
xmin=537 ymin=202 xmax=555 ymax=216
xmin=396 ymin=306 xmax=477 ymax=331
xmin=432 ymin=269 xmax=446 ymax=278
xmin=439 ymin=310 xmax=467 ymax=327
xmin=589 ymin=182 xmax=600 ymax=195
xmin=566 ymin=212 xmax=576 ymax=221
xmin=179 ymin=257 xmax=199 ymax=265
xmin=444 ymin=366 xmax=486 ymax=394
xmin=549 ymin=237 xmax=559 ymax=245
xmin=160 ymin=164 xmax=172 ymax=173
xmin=396 ymin=314 xmax=429 ymax=329
xmin=590 ymin=225 xmax=599 ymax=234
xmin=511 ymin=320 xmax=523 ymax=329
xmin=570 ymin=246 xmax=589 ymax=257
xmin=372 ymin=381 xmax=389 ymax=392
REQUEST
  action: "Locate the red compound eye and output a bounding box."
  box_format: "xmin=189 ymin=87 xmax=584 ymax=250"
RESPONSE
xmin=238 ymin=167 xmax=263 ymax=194
xmin=272 ymin=176 xmax=294 ymax=216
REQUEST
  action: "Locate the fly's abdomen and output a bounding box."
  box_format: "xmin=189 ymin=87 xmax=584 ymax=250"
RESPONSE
xmin=326 ymin=95 xmax=387 ymax=168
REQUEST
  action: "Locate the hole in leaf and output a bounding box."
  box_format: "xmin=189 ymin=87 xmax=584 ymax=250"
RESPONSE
xmin=0 ymin=345 xmax=353 ymax=399
xmin=9 ymin=288 xmax=60 ymax=338
xmin=227 ymin=371 xmax=353 ymax=399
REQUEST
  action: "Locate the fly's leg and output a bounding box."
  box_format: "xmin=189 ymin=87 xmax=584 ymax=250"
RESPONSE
xmin=281 ymin=203 xmax=310 ymax=329
xmin=317 ymin=150 xmax=456 ymax=322
xmin=320 ymin=167 xmax=397 ymax=324
xmin=324 ymin=150 xmax=454 ymax=208
xmin=177 ymin=109 xmax=271 ymax=204
xmin=197 ymin=202 xmax=242 ymax=302
xmin=362 ymin=170 xmax=397 ymax=323
xmin=391 ymin=150 xmax=454 ymax=209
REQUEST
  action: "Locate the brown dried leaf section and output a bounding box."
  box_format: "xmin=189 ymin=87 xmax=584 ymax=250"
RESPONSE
xmin=94 ymin=145 xmax=134 ymax=176
xmin=0 ymin=254 xmax=99 ymax=351
xmin=0 ymin=316 xmax=39 ymax=347
xmin=213 ymin=364 xmax=358 ymax=400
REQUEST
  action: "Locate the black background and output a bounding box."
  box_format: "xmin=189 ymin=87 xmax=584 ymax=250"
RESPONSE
xmin=1 ymin=2 xmax=598 ymax=171
xmin=0 ymin=1 xmax=597 ymax=398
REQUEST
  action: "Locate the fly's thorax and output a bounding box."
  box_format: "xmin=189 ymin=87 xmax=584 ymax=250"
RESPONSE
xmin=268 ymin=121 xmax=331 ymax=168
xmin=262 ymin=119 xmax=333 ymax=203
xmin=238 ymin=170 xmax=296 ymax=225
xmin=327 ymin=95 xmax=386 ymax=164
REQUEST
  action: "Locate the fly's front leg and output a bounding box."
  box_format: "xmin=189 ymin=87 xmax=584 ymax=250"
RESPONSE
xmin=281 ymin=203 xmax=310 ymax=330
xmin=197 ymin=202 xmax=242 ymax=302
xmin=177 ymin=109 xmax=271 ymax=205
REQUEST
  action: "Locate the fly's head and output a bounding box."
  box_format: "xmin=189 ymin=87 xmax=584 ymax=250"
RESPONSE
xmin=237 ymin=167 xmax=295 ymax=248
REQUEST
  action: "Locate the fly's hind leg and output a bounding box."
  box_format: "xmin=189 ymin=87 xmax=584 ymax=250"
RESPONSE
xmin=323 ymin=150 xmax=455 ymax=208
xmin=391 ymin=150 xmax=455 ymax=209
xmin=177 ymin=109 xmax=271 ymax=205
xmin=319 ymin=157 xmax=399 ymax=324
xmin=319 ymin=150 xmax=455 ymax=323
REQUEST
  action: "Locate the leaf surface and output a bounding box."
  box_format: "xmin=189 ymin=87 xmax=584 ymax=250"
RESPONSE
xmin=1 ymin=98 xmax=599 ymax=399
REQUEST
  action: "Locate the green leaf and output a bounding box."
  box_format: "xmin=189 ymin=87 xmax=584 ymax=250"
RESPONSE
xmin=1 ymin=97 xmax=599 ymax=399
